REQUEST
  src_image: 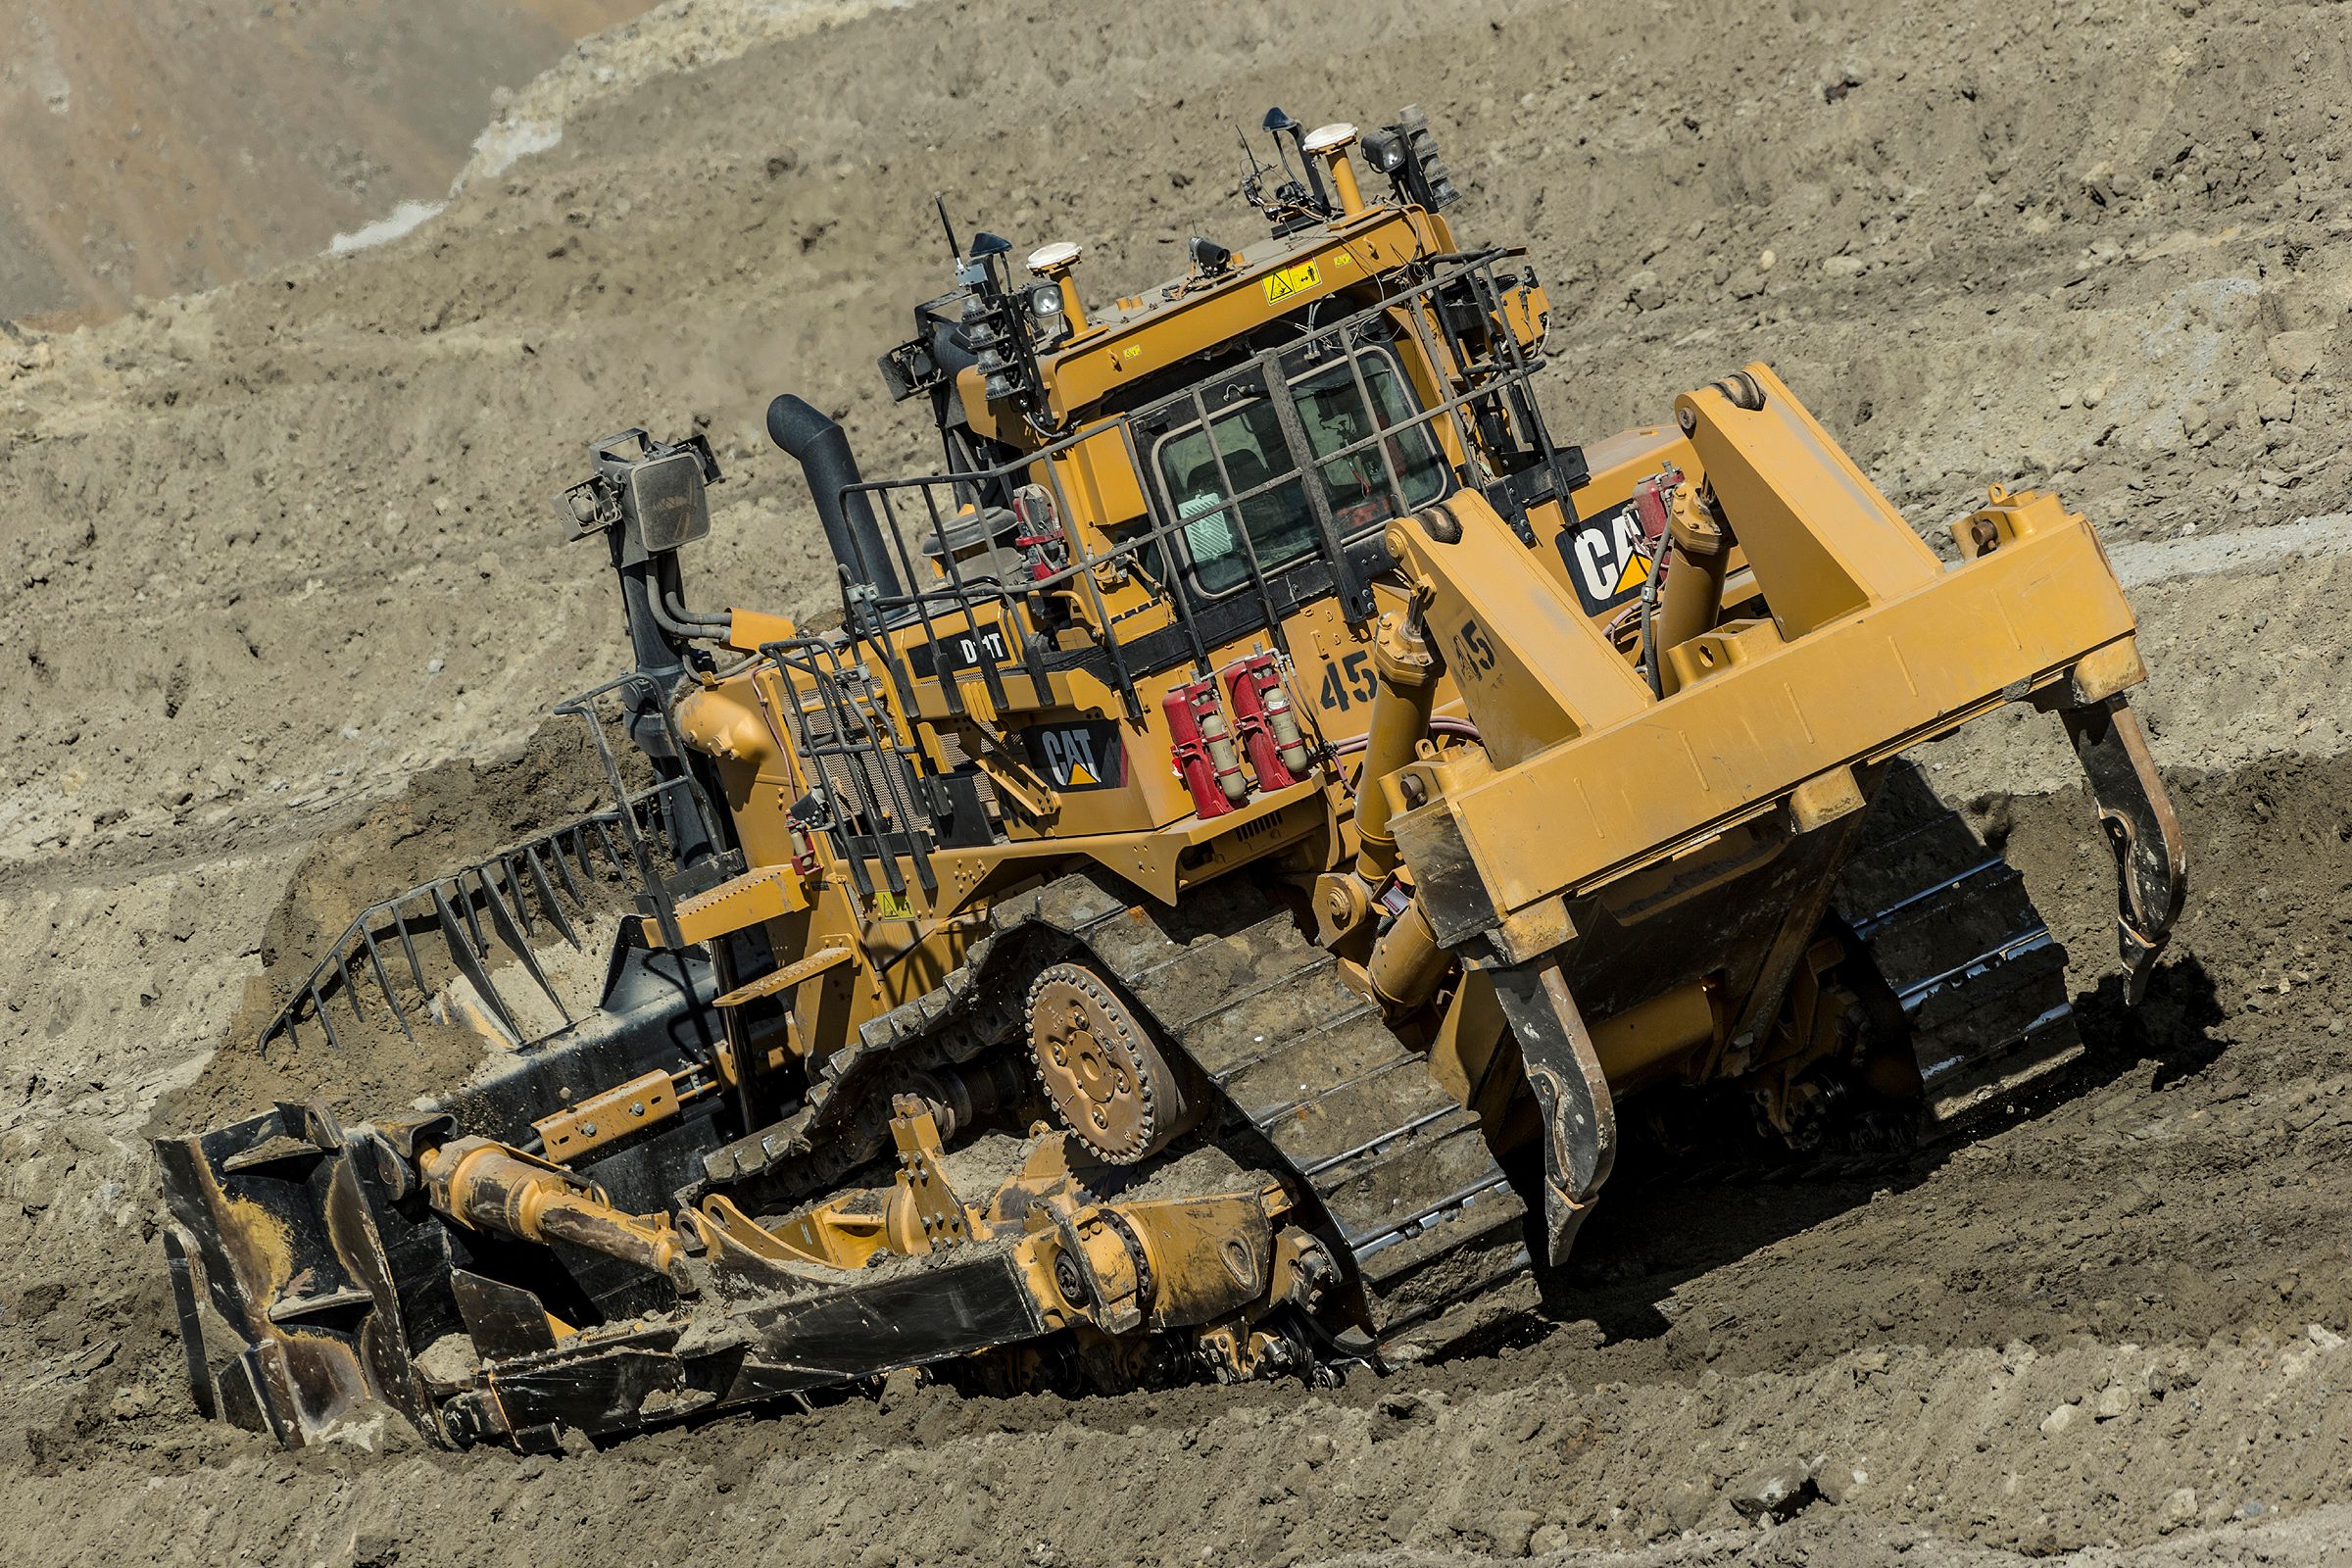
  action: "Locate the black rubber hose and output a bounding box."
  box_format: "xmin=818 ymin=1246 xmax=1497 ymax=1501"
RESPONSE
xmin=765 ymin=394 xmax=905 ymax=599
xmin=654 ymin=587 xmax=730 ymax=640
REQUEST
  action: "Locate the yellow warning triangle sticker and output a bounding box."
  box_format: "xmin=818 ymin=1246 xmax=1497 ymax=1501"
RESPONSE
xmin=1613 ymin=550 xmax=1651 ymax=596
xmin=1065 ymin=760 xmax=1100 ymax=787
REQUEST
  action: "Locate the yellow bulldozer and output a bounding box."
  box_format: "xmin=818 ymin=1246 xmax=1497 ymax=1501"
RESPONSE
xmin=158 ymin=107 xmax=2184 ymax=1450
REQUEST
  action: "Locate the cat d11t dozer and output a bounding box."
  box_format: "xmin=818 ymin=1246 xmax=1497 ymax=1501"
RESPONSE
xmin=158 ymin=106 xmax=2184 ymax=1451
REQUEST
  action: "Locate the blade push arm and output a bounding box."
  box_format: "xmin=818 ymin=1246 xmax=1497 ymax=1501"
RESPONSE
xmin=1362 ymin=368 xmax=2186 ymax=1256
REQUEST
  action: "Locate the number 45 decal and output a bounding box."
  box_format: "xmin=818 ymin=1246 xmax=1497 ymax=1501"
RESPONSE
xmin=1451 ymin=618 xmax=1496 ymax=677
xmin=1317 ymin=651 xmax=1375 ymax=712
xmin=1319 ymin=620 xmax=1495 ymax=713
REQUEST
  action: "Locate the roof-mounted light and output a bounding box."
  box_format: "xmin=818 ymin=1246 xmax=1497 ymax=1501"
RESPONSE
xmin=1358 ymin=128 xmax=1409 ymax=174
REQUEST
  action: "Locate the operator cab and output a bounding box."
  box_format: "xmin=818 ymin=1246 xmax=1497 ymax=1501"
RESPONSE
xmin=693 ymin=106 xmax=1594 ymax=901
xmin=859 ymin=106 xmax=1585 ymax=690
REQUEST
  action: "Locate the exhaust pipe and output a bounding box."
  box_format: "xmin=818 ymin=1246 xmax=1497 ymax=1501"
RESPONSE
xmin=765 ymin=394 xmax=905 ymax=600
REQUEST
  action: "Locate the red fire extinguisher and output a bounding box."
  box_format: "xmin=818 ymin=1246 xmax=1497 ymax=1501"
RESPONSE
xmin=1222 ymin=653 xmax=1310 ymax=791
xmin=1163 ymin=676 xmax=1250 ymax=816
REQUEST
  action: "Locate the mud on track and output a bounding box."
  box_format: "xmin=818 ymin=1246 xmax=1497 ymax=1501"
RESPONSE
xmin=7 ymin=747 xmax=2350 ymax=1567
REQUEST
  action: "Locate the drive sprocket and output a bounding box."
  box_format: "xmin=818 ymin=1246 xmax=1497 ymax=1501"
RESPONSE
xmin=1024 ymin=962 xmax=1191 ymax=1163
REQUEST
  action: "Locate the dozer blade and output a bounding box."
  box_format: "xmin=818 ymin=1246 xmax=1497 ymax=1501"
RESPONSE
xmin=156 ymin=1103 xmax=1061 ymax=1448
xmin=166 ymin=1069 xmax=1309 ymax=1450
xmin=156 ymin=937 xmax=720 ymax=1447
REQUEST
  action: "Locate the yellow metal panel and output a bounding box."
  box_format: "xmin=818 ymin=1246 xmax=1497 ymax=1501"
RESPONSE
xmin=1424 ymin=515 xmax=2139 ymax=919
xmin=1589 ymin=982 xmax=1717 ymax=1090
xmin=1676 ymin=364 xmax=1942 ymax=639
xmin=1054 ymin=429 xmax=1147 ymax=530
xmin=533 ymin=1070 xmax=681 ymax=1162
xmin=1030 ymin=211 xmax=1431 ymax=417
xmin=721 ymin=608 xmax=797 ymax=653
xmin=647 ymin=864 xmax=803 ymax=949
xmin=712 ymin=946 xmax=855 ymax=1009
xmin=1388 ymin=499 xmax=1652 ymax=768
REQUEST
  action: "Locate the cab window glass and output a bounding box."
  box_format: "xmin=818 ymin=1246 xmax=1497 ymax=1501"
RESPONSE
xmin=1153 ymin=348 xmax=1447 ymax=596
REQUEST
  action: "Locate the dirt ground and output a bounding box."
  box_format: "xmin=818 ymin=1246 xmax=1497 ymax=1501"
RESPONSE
xmin=0 ymin=0 xmax=654 ymax=323
xmin=5 ymin=0 xmax=2352 ymax=1562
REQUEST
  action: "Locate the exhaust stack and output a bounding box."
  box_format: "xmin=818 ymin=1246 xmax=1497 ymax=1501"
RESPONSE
xmin=766 ymin=393 xmax=906 ymax=600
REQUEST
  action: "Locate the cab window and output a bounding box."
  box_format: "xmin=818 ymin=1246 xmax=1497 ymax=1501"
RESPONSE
xmin=1152 ymin=348 xmax=1448 ymax=597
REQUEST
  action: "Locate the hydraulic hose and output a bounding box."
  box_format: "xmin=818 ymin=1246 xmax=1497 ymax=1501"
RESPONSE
xmin=652 ymin=587 xmax=731 ymax=641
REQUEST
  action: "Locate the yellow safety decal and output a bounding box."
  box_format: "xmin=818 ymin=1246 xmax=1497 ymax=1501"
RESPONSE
xmin=1121 ymin=344 xmax=1142 ymax=359
xmin=871 ymin=889 xmax=913 ymax=920
xmin=1263 ymin=259 xmax=1321 ymax=303
xmin=1333 ymin=249 xmax=1354 ymax=268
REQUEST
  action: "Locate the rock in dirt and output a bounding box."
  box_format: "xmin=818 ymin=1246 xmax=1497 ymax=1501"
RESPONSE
xmin=320 ymin=1398 xmax=430 ymax=1456
xmin=105 ymin=1383 xmax=155 ymax=1421
xmin=1729 ymin=1457 xmax=1820 ymax=1522
xmin=1375 ymin=1389 xmax=1436 ymax=1431
xmin=1487 ymin=1507 xmax=1542 ymax=1556
xmin=878 ymin=1366 xmax=923 ymax=1413
xmin=348 ymin=1534 xmax=402 ymax=1568
xmin=1659 ymin=1478 xmax=1714 ymax=1533
xmin=1812 ymin=1459 xmax=1863 ymax=1506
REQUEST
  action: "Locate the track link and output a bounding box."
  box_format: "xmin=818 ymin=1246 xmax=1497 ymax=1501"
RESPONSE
xmin=1837 ymin=760 xmax=2081 ymax=1124
xmin=1015 ymin=876 xmax=1528 ymax=1343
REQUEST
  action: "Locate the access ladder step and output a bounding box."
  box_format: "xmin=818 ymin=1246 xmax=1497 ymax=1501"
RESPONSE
xmin=713 ymin=946 xmax=856 ymax=1008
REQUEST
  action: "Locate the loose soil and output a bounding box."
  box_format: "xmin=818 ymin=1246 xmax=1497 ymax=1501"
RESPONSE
xmin=6 ymin=1 xmax=2352 ymax=1563
xmin=0 ymin=0 xmax=654 ymax=322
xmin=148 ymin=718 xmax=629 ymax=1137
